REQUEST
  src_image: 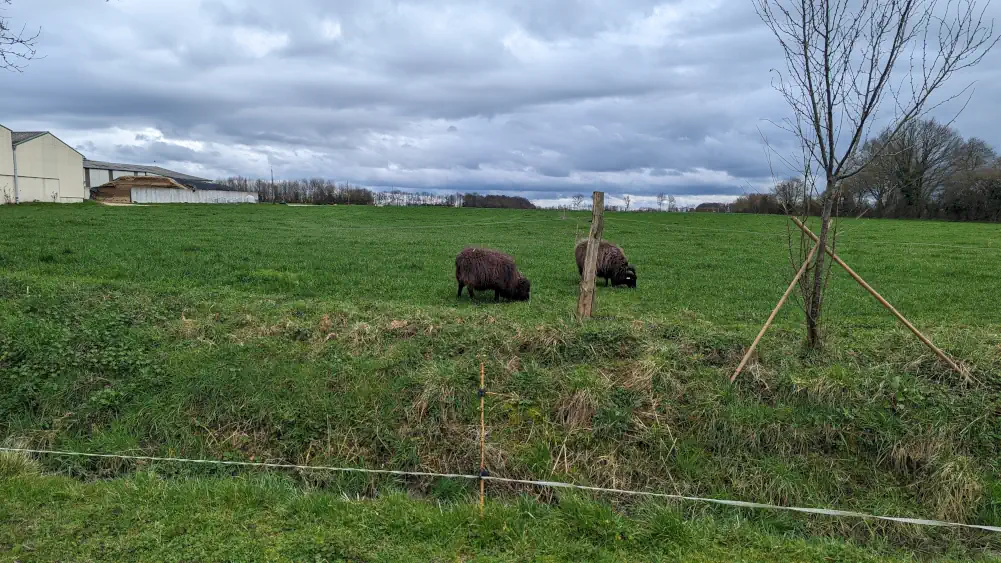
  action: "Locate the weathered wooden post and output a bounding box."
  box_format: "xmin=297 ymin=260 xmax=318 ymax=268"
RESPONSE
xmin=577 ymin=191 xmax=605 ymax=318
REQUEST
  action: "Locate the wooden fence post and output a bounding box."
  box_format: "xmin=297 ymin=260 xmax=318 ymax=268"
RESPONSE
xmin=577 ymin=192 xmax=605 ymax=318
xmin=479 ymin=362 xmax=486 ymax=517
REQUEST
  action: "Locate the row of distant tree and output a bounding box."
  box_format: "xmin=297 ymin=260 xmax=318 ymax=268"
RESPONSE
xmin=215 ymin=177 xmax=537 ymax=209
xmin=217 ymin=177 xmax=376 ymax=205
xmin=727 ymin=119 xmax=1001 ymax=222
xmin=551 ymin=193 xmax=681 ymax=212
xmin=461 ymin=193 xmax=536 ymax=209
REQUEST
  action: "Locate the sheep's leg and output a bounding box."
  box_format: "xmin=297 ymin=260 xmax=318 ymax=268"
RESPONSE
xmin=494 ymin=290 xmax=500 ymax=302
xmin=457 ymin=281 xmax=465 ymax=298
xmin=605 ymin=278 xmax=609 ymax=287
xmin=468 ymin=288 xmax=475 ymax=299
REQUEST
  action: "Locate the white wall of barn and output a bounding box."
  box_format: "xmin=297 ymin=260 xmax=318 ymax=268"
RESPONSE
xmin=7 ymin=134 xmax=86 ymax=203
xmin=86 ymin=168 xmax=112 ymax=188
xmin=131 ymin=187 xmax=258 ymax=204
xmin=0 ymin=126 xmax=13 ymax=203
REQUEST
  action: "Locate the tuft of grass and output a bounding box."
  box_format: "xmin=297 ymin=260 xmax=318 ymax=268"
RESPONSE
xmin=0 ymin=440 xmax=39 ymax=479
xmin=555 ymin=365 xmax=612 ymax=431
xmin=923 ymin=456 xmax=985 ymax=522
xmin=408 ymin=362 xmax=464 ymax=425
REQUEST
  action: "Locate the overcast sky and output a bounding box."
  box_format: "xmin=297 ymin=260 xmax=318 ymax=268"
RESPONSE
xmin=2 ymin=0 xmax=999 ymax=207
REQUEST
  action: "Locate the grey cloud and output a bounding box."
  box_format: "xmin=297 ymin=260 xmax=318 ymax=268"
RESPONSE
xmin=535 ymin=165 xmax=572 ymax=178
xmin=2 ymin=0 xmax=999 ymax=204
xmin=509 ymin=0 xmax=662 ymax=38
xmin=113 ymin=141 xmax=210 ymax=163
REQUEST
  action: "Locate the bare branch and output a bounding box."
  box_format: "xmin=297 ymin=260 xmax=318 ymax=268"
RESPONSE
xmin=0 ymin=0 xmax=39 ymax=72
xmin=756 ymin=0 xmax=996 ymax=348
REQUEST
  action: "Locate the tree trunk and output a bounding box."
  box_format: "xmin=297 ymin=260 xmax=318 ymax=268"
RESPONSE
xmin=805 ymin=178 xmax=836 ymax=349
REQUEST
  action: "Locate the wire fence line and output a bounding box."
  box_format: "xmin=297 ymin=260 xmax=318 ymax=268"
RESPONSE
xmin=4 ymin=447 xmax=999 ymax=534
xmin=483 ymin=476 xmax=1001 ymax=533
xmin=0 ymin=448 xmax=479 ymax=481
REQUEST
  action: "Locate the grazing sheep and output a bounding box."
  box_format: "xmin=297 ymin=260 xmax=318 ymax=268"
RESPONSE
xmin=574 ymin=239 xmax=637 ymax=288
xmin=455 ymin=247 xmax=531 ymax=302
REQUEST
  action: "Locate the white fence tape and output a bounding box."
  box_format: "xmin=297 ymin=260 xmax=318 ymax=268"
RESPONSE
xmin=3 ymin=447 xmax=999 ymax=533
xmin=484 ymin=476 xmax=1001 ymax=533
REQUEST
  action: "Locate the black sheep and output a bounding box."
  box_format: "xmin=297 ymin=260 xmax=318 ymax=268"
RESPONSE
xmin=574 ymin=239 xmax=636 ymax=288
xmin=455 ymin=247 xmax=531 ymax=302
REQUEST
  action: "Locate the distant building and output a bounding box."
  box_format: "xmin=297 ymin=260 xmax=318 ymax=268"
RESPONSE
xmin=92 ymin=175 xmax=258 ymax=204
xmin=3 ymin=124 xmax=259 ymax=205
xmin=694 ymin=202 xmax=729 ymax=213
xmin=0 ymin=124 xmax=87 ymax=204
xmin=83 ymin=159 xmax=209 ymax=189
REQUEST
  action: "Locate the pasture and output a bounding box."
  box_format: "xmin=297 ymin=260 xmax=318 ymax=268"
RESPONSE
xmin=1 ymin=202 xmax=1000 ymax=558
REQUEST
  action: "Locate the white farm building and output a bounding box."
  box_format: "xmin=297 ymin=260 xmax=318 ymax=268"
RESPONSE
xmin=83 ymin=159 xmax=211 ymax=189
xmin=1 ymin=122 xmax=257 ymax=205
xmin=0 ymin=124 xmax=86 ymax=204
xmin=85 ymin=160 xmax=258 ymax=204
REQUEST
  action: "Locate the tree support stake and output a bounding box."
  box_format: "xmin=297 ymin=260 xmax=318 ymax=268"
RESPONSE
xmin=790 ymin=217 xmax=967 ymax=380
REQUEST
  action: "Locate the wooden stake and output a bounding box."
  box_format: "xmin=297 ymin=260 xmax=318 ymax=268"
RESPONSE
xmin=731 ymin=242 xmax=819 ymax=383
xmin=577 ymin=191 xmax=605 ymax=318
xmin=790 ymin=217 xmax=967 ymax=378
xmin=479 ymin=362 xmax=486 ymax=517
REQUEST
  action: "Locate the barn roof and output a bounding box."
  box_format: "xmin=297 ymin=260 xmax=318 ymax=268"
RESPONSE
xmin=11 ymin=131 xmax=47 ymax=146
xmin=10 ymin=131 xmax=86 ymax=156
xmin=83 ymin=159 xmax=209 ymax=182
xmin=181 ymin=179 xmax=247 ymax=191
xmin=92 ymin=175 xmax=249 ymax=193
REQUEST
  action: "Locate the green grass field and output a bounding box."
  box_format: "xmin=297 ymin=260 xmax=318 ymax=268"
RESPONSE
xmin=1 ymin=202 xmax=1000 ymax=559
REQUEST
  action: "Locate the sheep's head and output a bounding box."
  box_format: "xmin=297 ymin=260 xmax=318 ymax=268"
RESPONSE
xmin=508 ymin=277 xmax=531 ymax=301
xmin=612 ymin=265 xmax=637 ymax=288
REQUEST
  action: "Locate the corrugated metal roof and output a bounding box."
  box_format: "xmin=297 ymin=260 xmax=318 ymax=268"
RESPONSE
xmin=10 ymin=130 xmax=84 ymax=156
xmin=179 ymin=179 xmax=254 ymax=192
xmin=83 ymin=159 xmax=208 ymax=181
xmin=11 ymin=131 xmax=47 ymax=146
xmin=91 ymin=174 xmax=250 ymax=193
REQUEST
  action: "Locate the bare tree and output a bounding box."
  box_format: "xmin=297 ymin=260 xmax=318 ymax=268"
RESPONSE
xmin=773 ymin=178 xmax=804 ymax=212
xmin=843 ymin=142 xmax=898 ymax=216
xmin=622 ymin=194 xmax=632 ymax=211
xmin=756 ymin=0 xmax=997 ymax=348
xmin=572 ymin=194 xmax=585 ymax=210
xmin=1 ymin=0 xmax=38 ymax=72
xmin=952 ymin=136 xmax=996 ymax=170
xmin=900 ymin=120 xmax=964 ymax=216
xmin=858 ymin=119 xmax=964 ymax=217
xmin=657 ymin=193 xmax=666 ymax=211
